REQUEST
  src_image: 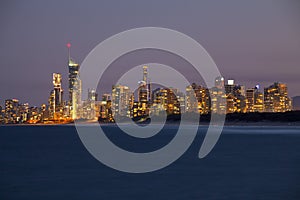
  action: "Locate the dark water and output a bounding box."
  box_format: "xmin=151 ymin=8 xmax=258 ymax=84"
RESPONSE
xmin=1 ymin=125 xmax=300 ymax=200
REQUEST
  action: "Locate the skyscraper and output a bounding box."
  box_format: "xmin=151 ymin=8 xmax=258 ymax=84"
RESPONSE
xmin=224 ymin=80 xmax=246 ymax=113
xmin=137 ymin=66 xmax=150 ymax=116
xmin=245 ymin=86 xmax=264 ymax=112
xmin=48 ymin=73 xmax=64 ymax=120
xmin=98 ymin=94 xmax=113 ymax=122
xmin=88 ymin=89 xmax=98 ymax=101
xmin=264 ymin=82 xmax=292 ymax=112
xmin=253 ymin=85 xmax=264 ymax=112
xmin=5 ymin=99 xmax=20 ymax=123
xmin=185 ymin=83 xmax=210 ymax=114
xmin=48 ymin=90 xmax=55 ymax=119
xmin=225 ymin=79 xmax=235 ymax=95
xmin=185 ymin=84 xmax=198 ymax=113
xmin=53 ymin=73 xmax=63 ymax=107
xmin=67 ymin=43 xmax=81 ymax=119
xmin=152 ymin=88 xmax=181 ymax=115
xmin=215 ymin=76 xmax=225 ymax=90
xmin=111 ymin=85 xmax=132 ymax=117
xmin=210 ymin=77 xmax=226 ymax=114
xmin=82 ymin=88 xmax=98 ymax=120
xmin=0 ymin=105 xmax=3 ymax=124
xmin=246 ymin=88 xmax=255 ymax=112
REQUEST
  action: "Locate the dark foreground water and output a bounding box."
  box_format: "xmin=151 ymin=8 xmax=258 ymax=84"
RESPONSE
xmin=0 ymin=125 xmax=300 ymax=200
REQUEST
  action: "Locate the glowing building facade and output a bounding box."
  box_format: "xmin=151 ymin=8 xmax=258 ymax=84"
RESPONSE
xmin=111 ymin=85 xmax=132 ymax=117
xmin=67 ymin=43 xmax=81 ymax=119
xmin=49 ymin=73 xmax=64 ymax=119
xmin=210 ymin=77 xmax=226 ymax=114
xmin=5 ymin=99 xmax=20 ymax=123
xmin=137 ymin=66 xmax=150 ymax=116
xmin=81 ymin=89 xmax=98 ymax=120
xmin=264 ymin=82 xmax=292 ymax=112
xmin=185 ymin=83 xmax=210 ymax=114
xmin=152 ymin=88 xmax=181 ymax=115
xmin=224 ymin=80 xmax=246 ymax=113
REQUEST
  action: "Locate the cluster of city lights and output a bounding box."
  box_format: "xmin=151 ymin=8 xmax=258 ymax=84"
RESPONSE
xmin=0 ymin=45 xmax=293 ymax=124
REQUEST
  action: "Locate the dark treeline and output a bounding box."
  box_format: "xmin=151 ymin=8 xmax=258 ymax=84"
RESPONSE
xmin=174 ymin=111 xmax=300 ymax=123
xmin=150 ymin=111 xmax=300 ymax=123
xmin=99 ymin=111 xmax=300 ymax=124
xmin=224 ymin=111 xmax=300 ymax=122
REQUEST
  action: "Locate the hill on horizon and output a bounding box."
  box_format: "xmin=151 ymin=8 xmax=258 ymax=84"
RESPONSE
xmin=293 ymin=96 xmax=300 ymax=111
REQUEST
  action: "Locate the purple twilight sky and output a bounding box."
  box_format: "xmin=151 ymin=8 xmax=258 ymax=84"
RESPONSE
xmin=0 ymin=0 xmax=300 ymax=106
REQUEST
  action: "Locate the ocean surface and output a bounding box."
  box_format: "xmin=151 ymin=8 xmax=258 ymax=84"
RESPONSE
xmin=1 ymin=125 xmax=300 ymax=200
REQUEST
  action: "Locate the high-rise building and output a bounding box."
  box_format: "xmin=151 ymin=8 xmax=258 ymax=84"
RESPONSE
xmin=264 ymin=82 xmax=292 ymax=112
xmin=111 ymin=85 xmax=132 ymax=117
xmin=210 ymin=77 xmax=226 ymax=114
xmin=53 ymin=73 xmax=63 ymax=107
xmin=48 ymin=90 xmax=55 ymax=119
xmin=138 ymin=83 xmax=148 ymax=104
xmin=246 ymin=88 xmax=254 ymax=112
xmin=27 ymin=106 xmax=41 ymax=123
xmin=102 ymin=94 xmax=111 ymax=102
xmin=67 ymin=43 xmax=81 ymax=119
xmin=19 ymin=103 xmax=29 ymax=123
xmin=215 ymin=76 xmax=225 ymax=90
xmin=186 ymin=83 xmax=210 ymax=114
xmin=210 ymin=87 xmax=226 ymax=114
xmin=246 ymin=86 xmax=264 ymax=112
xmin=40 ymin=104 xmax=49 ymax=122
xmin=225 ymin=79 xmax=235 ymax=95
xmin=98 ymin=94 xmax=113 ymax=122
xmin=152 ymin=88 xmax=181 ymax=115
xmin=5 ymin=99 xmax=20 ymax=123
xmin=226 ymin=94 xmax=237 ymax=113
xmin=48 ymin=73 xmax=64 ymax=120
xmin=253 ymin=85 xmax=264 ymax=112
xmin=224 ymin=80 xmax=246 ymax=113
xmin=0 ymin=105 xmax=3 ymax=124
xmin=185 ymin=84 xmax=198 ymax=113
xmin=172 ymin=88 xmax=186 ymax=113
xmin=88 ymin=89 xmax=98 ymax=101
xmin=137 ymin=66 xmax=150 ymax=116
xmin=235 ymin=94 xmax=246 ymax=113
xmin=82 ymin=89 xmax=98 ymax=120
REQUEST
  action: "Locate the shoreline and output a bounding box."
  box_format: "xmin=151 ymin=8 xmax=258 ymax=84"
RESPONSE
xmin=1 ymin=121 xmax=300 ymax=127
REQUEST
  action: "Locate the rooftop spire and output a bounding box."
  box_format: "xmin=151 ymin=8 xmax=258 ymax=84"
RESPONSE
xmin=67 ymin=42 xmax=71 ymax=62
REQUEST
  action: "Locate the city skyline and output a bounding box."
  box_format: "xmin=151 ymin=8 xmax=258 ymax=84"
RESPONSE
xmin=1 ymin=0 xmax=300 ymax=106
xmin=1 ymin=2 xmax=300 ymax=198
xmin=0 ymin=60 xmax=295 ymax=124
xmin=0 ymin=60 xmax=295 ymax=110
xmin=0 ymin=43 xmax=299 ymax=108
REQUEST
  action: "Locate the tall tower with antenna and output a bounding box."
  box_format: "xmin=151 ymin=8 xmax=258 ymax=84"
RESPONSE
xmin=67 ymin=43 xmax=81 ymax=119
